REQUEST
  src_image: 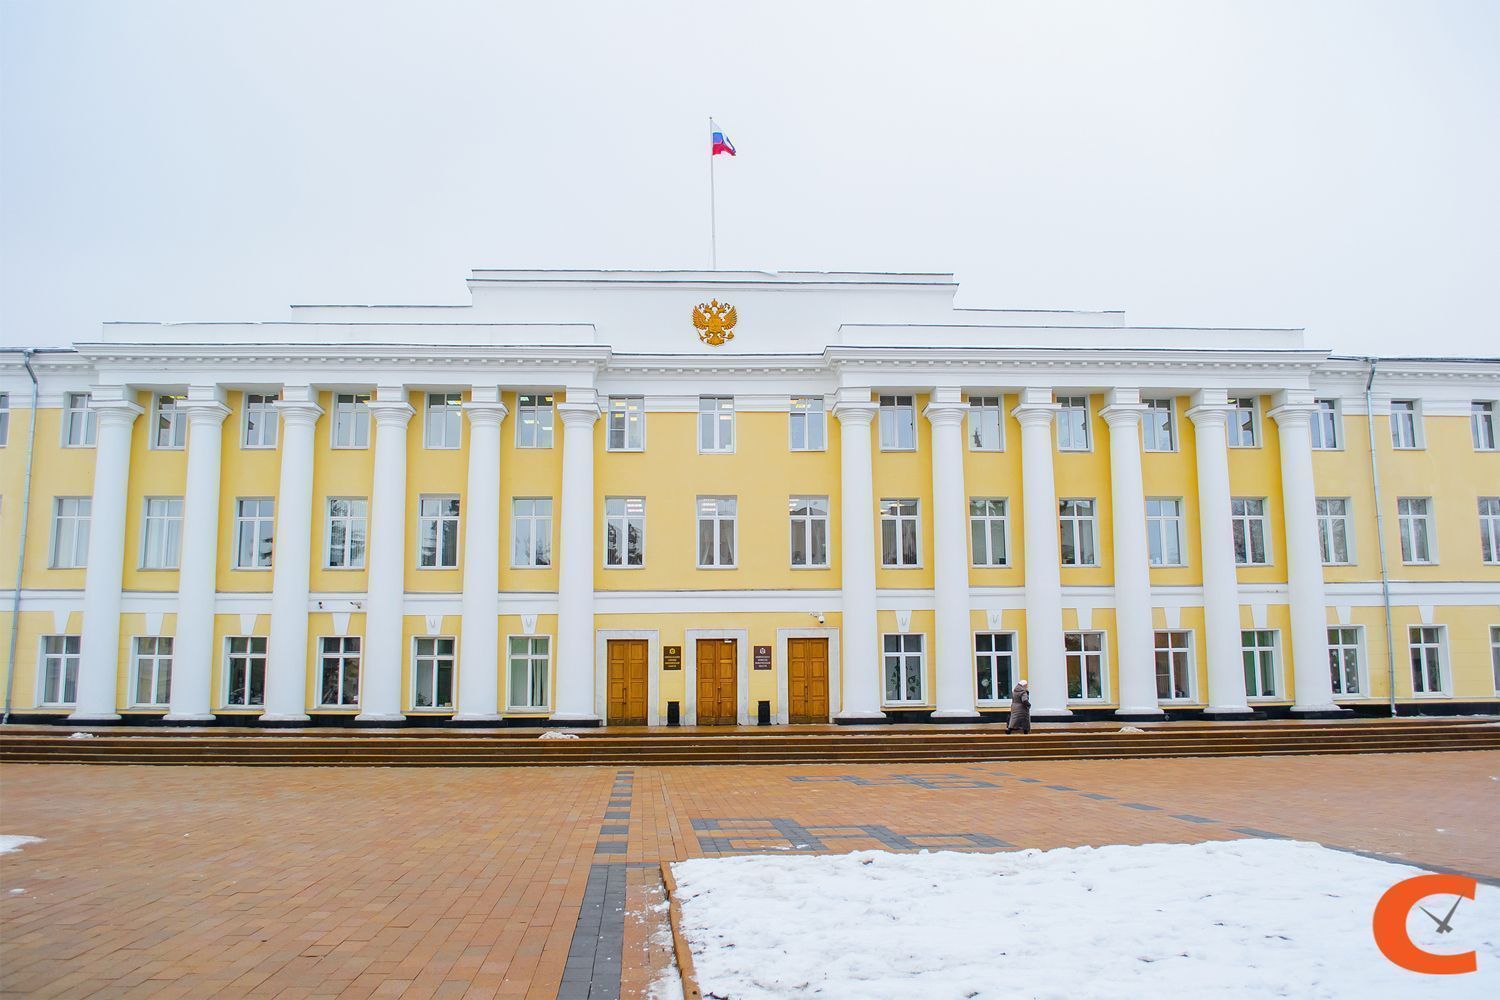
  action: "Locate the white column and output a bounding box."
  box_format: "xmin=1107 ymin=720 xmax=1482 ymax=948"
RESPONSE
xmin=1101 ymin=389 xmax=1162 ymax=717
xmin=455 ymin=388 xmax=507 ymax=721
xmin=71 ymin=390 xmax=143 ymax=720
xmin=262 ymin=387 xmax=323 ymax=721
xmin=1270 ymin=391 xmax=1340 ymax=713
xmin=165 ymin=387 xmax=230 ymax=721
xmin=552 ymin=389 xmax=600 ymax=721
xmin=358 ymin=388 xmax=413 ymax=722
xmin=833 ymin=389 xmax=884 ymax=720
xmin=1186 ymin=390 xmax=1250 ymax=714
xmin=1013 ymin=388 xmax=1069 ymax=717
xmin=925 ymin=388 xmax=975 ymax=719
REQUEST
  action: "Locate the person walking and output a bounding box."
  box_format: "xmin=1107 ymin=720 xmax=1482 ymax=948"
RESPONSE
xmin=1006 ymin=679 xmax=1031 ymax=735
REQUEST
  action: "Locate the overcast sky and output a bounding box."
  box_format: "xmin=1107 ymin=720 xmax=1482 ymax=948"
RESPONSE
xmin=2 ymin=0 xmax=1496 ymax=355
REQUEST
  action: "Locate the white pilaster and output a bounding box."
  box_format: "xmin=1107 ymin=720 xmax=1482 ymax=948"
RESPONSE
xmin=358 ymin=388 xmax=414 ymax=721
xmin=924 ymin=388 xmax=975 ymax=719
xmin=166 ymin=387 xmax=230 ymax=721
xmin=262 ymin=387 xmax=323 ymax=721
xmin=552 ymin=389 xmax=600 ymax=721
xmin=833 ymin=389 xmax=884 ymax=720
xmin=1012 ymin=388 xmax=1069 ymax=717
xmin=71 ymin=390 xmax=143 ymax=720
xmin=1101 ymin=389 xmax=1162 ymax=717
xmin=455 ymin=388 xmax=507 ymax=721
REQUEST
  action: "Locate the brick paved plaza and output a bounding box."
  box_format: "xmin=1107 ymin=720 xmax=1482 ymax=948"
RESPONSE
xmin=2 ymin=752 xmax=1497 ymax=998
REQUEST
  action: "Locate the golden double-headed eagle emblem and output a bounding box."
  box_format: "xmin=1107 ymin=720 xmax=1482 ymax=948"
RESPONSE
xmin=692 ymin=299 xmax=737 ymax=346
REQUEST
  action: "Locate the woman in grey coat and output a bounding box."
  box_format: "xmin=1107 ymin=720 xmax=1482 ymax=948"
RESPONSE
xmin=1006 ymin=679 xmax=1031 ymax=735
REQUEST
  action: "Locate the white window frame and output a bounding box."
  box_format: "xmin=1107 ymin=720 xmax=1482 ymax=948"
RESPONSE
xmin=418 ymin=495 xmax=461 ymax=569
xmin=974 ymin=631 xmax=1017 ymax=705
xmin=37 ymin=634 xmax=81 ymax=706
xmin=62 ymin=391 xmax=95 ymax=447
xmin=331 ymin=392 xmax=370 ymax=449
xmin=1227 ymin=396 xmax=1259 ymax=448
xmin=1315 ymin=497 xmax=1354 ymax=566
xmin=1397 ymin=497 xmax=1436 ymax=565
xmin=1065 ymin=630 xmax=1108 ymax=702
xmin=1142 ymin=398 xmax=1176 ymax=452
xmin=882 ymin=632 xmax=925 ymax=705
xmin=788 ymin=396 xmax=826 ymax=452
xmin=49 ymin=496 xmax=91 ymax=569
xmin=516 ymin=393 xmax=555 ymax=449
xmin=242 ymin=392 xmax=279 ymax=449
xmin=1241 ymin=629 xmax=1281 ymax=699
xmin=1491 ymin=625 xmax=1500 ymax=694
xmin=1389 ymin=399 xmax=1422 ymax=450
xmin=969 ymin=497 xmax=1009 ymax=568
xmin=1311 ymin=398 xmax=1342 ymax=450
xmin=1153 ymin=630 xmax=1195 ymax=702
xmin=325 ymin=497 xmax=367 ymax=569
xmin=878 ymin=395 xmax=916 ymax=451
xmin=604 ymin=497 xmax=646 ymax=569
xmin=1473 ymin=401 xmax=1497 ymax=451
xmin=966 ymin=395 xmax=1004 ymax=451
xmin=1408 ymin=625 xmax=1447 ymax=696
xmin=152 ymin=393 xmax=186 ymax=450
xmin=233 ymin=497 xmax=275 ymax=570
xmin=1327 ymin=625 xmax=1365 ymax=698
xmin=1056 ymin=396 xmax=1091 ymax=452
xmin=412 ymin=636 xmax=456 ymax=711
xmin=1058 ymin=498 xmax=1098 ymax=567
xmin=1145 ymin=498 xmax=1184 ymax=567
xmin=698 ymin=396 xmax=735 ymax=453
xmin=140 ymin=496 xmax=184 ymax=570
xmin=132 ymin=635 xmax=173 ymax=707
xmin=507 ymin=635 xmax=551 ymax=711
xmin=696 ymin=496 xmax=737 ymax=569
xmin=606 ymin=396 xmax=645 ymax=451
xmin=423 ymin=392 xmax=463 ymax=449
xmin=223 ymin=635 xmax=267 ymax=708
xmin=880 ymin=498 xmax=921 ymax=568
xmin=789 ymin=495 xmax=830 ymax=569
xmin=317 ymin=635 xmax=361 ymax=708
xmin=511 ymin=497 xmax=553 ymax=568
xmin=0 ymin=391 xmax=9 ymax=446
xmin=1230 ymin=497 xmax=1271 ymax=566
xmin=1481 ymin=497 xmax=1500 ymax=565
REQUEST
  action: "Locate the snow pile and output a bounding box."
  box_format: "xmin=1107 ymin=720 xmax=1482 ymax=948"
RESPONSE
xmin=672 ymin=840 xmax=1500 ymax=999
xmin=538 ymin=731 xmax=580 ymax=740
xmin=1117 ymin=726 xmax=1148 ymax=734
xmin=67 ymin=732 xmax=96 ymax=739
xmin=0 ymin=836 xmax=44 ymax=855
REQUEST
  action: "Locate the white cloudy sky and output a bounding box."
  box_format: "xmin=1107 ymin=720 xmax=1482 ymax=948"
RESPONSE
xmin=2 ymin=0 xmax=1496 ymax=355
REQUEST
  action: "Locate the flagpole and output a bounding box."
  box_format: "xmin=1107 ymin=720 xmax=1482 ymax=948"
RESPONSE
xmin=708 ymin=116 xmax=718 ymax=270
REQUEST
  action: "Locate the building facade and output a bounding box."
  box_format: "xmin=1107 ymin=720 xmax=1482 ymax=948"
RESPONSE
xmin=2 ymin=270 xmax=1498 ymax=726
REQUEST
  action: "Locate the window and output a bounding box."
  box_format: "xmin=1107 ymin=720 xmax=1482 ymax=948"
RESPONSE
xmin=1058 ymin=498 xmax=1097 ymax=567
xmin=882 ymin=633 xmax=924 ymax=704
xmin=1056 ymin=396 xmax=1090 ymax=451
xmin=606 ymin=396 xmax=645 ymax=451
xmin=1473 ymin=401 xmax=1497 ymax=451
xmin=63 ymin=392 xmax=95 ymax=446
xmin=1327 ymin=626 xmax=1362 ymax=697
xmin=1311 ymin=399 xmax=1341 ymax=449
xmin=1482 ymin=498 xmax=1500 ymax=564
xmin=878 ymin=395 xmax=916 ymax=450
xmin=38 ymin=635 xmax=80 ymax=705
xmin=153 ymin=393 xmax=186 ymax=449
xmin=604 ymin=497 xmax=645 ymax=568
xmin=1230 ymin=498 xmax=1270 ymax=566
xmin=1389 ymin=400 xmax=1420 ymax=449
xmin=789 ymin=496 xmax=829 ymax=568
xmin=318 ymin=635 xmax=361 ymax=707
xmin=424 ymin=392 xmax=463 ymax=449
xmin=975 ymin=632 xmax=1016 ymax=703
xmin=242 ymin=393 xmax=279 ymax=448
xmin=1397 ymin=497 xmax=1434 ymax=564
xmin=512 ymin=498 xmax=553 ymax=568
xmin=697 ymin=496 xmax=737 ymax=568
xmin=1228 ymin=397 xmax=1258 ymax=447
xmin=234 ymin=498 xmax=275 ymax=569
xmin=516 ymin=393 xmax=554 ymax=448
xmin=1409 ymin=626 xmax=1445 ymax=694
xmin=50 ymin=497 xmax=91 ymax=568
xmin=1145 ymin=498 xmax=1184 ymax=567
xmin=1142 ymin=398 xmax=1175 ymax=452
xmin=132 ymin=636 xmax=173 ymax=707
xmin=1316 ymin=498 xmax=1353 ymax=565
xmin=1491 ymin=626 xmax=1500 ymax=693
xmin=880 ymin=499 xmax=920 ymax=567
xmin=418 ymin=496 xmax=460 ymax=569
xmin=224 ymin=636 xmax=267 ymax=707
xmin=699 ymin=396 xmax=735 ymax=452
xmin=0 ymin=392 xmax=8 ymax=445
xmin=1065 ymin=631 xmax=1106 ymax=700
xmin=413 ymin=636 xmax=456 ymax=710
xmin=508 ymin=635 xmax=550 ymax=710
xmin=967 ymin=396 xmax=1003 ymax=451
xmin=1241 ymin=630 xmax=1278 ymax=698
xmin=332 ymin=393 xmax=370 ymax=449
xmin=789 ymin=397 xmax=826 ymax=451
xmin=969 ymin=498 xmax=1009 ymax=567
xmin=326 ymin=497 xmax=367 ymax=569
xmin=141 ymin=497 xmax=184 ymax=569
xmin=1154 ymin=630 xmax=1193 ymax=700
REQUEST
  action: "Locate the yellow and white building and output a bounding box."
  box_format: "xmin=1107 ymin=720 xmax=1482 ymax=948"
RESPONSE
xmin=2 ymin=269 xmax=1498 ymax=726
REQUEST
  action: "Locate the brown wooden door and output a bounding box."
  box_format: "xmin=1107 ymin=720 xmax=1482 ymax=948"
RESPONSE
xmin=606 ymin=639 xmax=649 ymax=726
xmin=787 ymin=637 xmax=830 ymax=723
xmin=696 ymin=639 xmax=738 ymax=725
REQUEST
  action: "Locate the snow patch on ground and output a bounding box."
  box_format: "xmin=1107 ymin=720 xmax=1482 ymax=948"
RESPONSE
xmin=538 ymin=731 xmax=580 ymax=740
xmin=0 ymin=836 xmax=44 ymax=855
xmin=672 ymin=840 xmax=1500 ymax=999
xmin=67 ymin=732 xmax=96 ymax=739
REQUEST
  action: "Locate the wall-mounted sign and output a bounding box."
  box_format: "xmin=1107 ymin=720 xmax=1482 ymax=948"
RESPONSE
xmin=663 ymin=645 xmax=683 ymax=671
xmin=753 ymin=645 xmax=772 ymax=671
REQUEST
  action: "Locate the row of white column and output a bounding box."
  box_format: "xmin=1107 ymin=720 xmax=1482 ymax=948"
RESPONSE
xmin=833 ymin=386 xmax=1338 ymax=721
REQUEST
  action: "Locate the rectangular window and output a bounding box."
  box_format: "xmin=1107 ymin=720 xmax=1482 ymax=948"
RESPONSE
xmin=969 ymin=498 xmax=1009 ymax=567
xmin=154 ymin=393 xmax=186 ymax=449
xmin=413 ymin=636 xmax=456 ymax=710
xmin=878 ymin=395 xmax=916 ymax=451
xmin=1056 ymin=396 xmax=1090 ymax=451
xmin=234 ymin=498 xmax=275 ymax=569
xmin=0 ymin=392 xmax=8 ymax=446
xmin=242 ymin=393 xmax=279 ymax=448
xmin=1316 ymin=498 xmax=1353 ymax=565
xmin=418 ymin=496 xmax=461 ymax=569
xmin=1142 ymin=398 xmax=1176 ymax=452
xmin=1390 ymin=400 xmax=1420 ymax=449
xmin=1154 ymin=630 xmax=1193 ymax=701
xmin=604 ymin=497 xmax=645 ymax=568
xmin=141 ymin=496 xmax=184 ymax=570
xmin=1473 ymin=401 xmax=1497 ymax=451
xmin=697 ymin=496 xmax=737 ymax=568
xmin=789 ymin=496 xmax=830 ymax=568
xmin=1480 ymin=497 xmax=1500 ymax=564
xmin=516 ymin=393 xmax=554 ymax=448
xmin=882 ymin=633 xmax=924 ymax=704
xmin=1409 ymin=626 xmax=1445 ymax=694
xmin=1241 ymin=630 xmax=1279 ymax=698
xmin=132 ymin=636 xmax=173 ymax=707
xmin=63 ymin=392 xmax=95 ymax=447
xmin=508 ymin=635 xmax=550 ymax=710
xmin=1145 ymin=498 xmax=1184 ymax=567
xmin=606 ymin=396 xmax=645 ymax=451
xmin=38 ymin=635 xmax=81 ymax=705
xmin=974 ymin=631 xmax=1017 ymax=703
xmin=1327 ymin=626 xmax=1362 ymax=697
xmin=332 ymin=393 xmax=370 ymax=449
xmin=1491 ymin=626 xmax=1500 ymax=693
xmin=788 ymin=397 xmax=826 ymax=451
xmin=512 ymin=498 xmax=553 ymax=568
xmin=1058 ymin=498 xmax=1097 ymax=567
xmin=326 ymin=497 xmax=367 ymax=569
xmin=880 ymin=498 xmax=920 ymax=567
xmin=1311 ymin=399 xmax=1341 ymax=449
xmin=318 ymin=635 xmax=361 ymax=707
xmin=224 ymin=636 xmax=267 ymax=707
xmin=1228 ymin=397 xmax=1259 ymax=447
xmin=1397 ymin=497 xmax=1434 ymax=564
xmin=967 ymin=395 xmax=1003 ymax=451
xmin=699 ymin=396 xmax=735 ymax=452
xmin=1065 ymin=631 xmax=1105 ymax=700
xmin=1231 ymin=497 xmax=1270 ymax=566
xmin=50 ymin=497 xmax=91 ymax=569
xmin=424 ymin=392 xmax=463 ymax=449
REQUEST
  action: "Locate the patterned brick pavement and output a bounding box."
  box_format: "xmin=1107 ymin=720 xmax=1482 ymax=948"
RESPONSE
xmin=1 ymin=751 xmax=1496 ymax=998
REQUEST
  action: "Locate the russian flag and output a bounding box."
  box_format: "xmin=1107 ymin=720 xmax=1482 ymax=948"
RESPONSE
xmin=710 ymin=119 xmax=736 ymax=156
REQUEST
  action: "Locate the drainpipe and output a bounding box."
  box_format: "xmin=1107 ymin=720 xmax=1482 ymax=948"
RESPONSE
xmin=3 ymin=350 xmax=40 ymax=725
xmin=1364 ymin=358 xmax=1398 ymax=718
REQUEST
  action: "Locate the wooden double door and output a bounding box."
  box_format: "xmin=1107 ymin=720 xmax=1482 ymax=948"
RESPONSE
xmin=787 ymin=637 xmax=830 ymax=723
xmin=606 ymin=639 xmax=649 ymax=725
xmin=696 ymin=638 xmax=738 ymax=725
